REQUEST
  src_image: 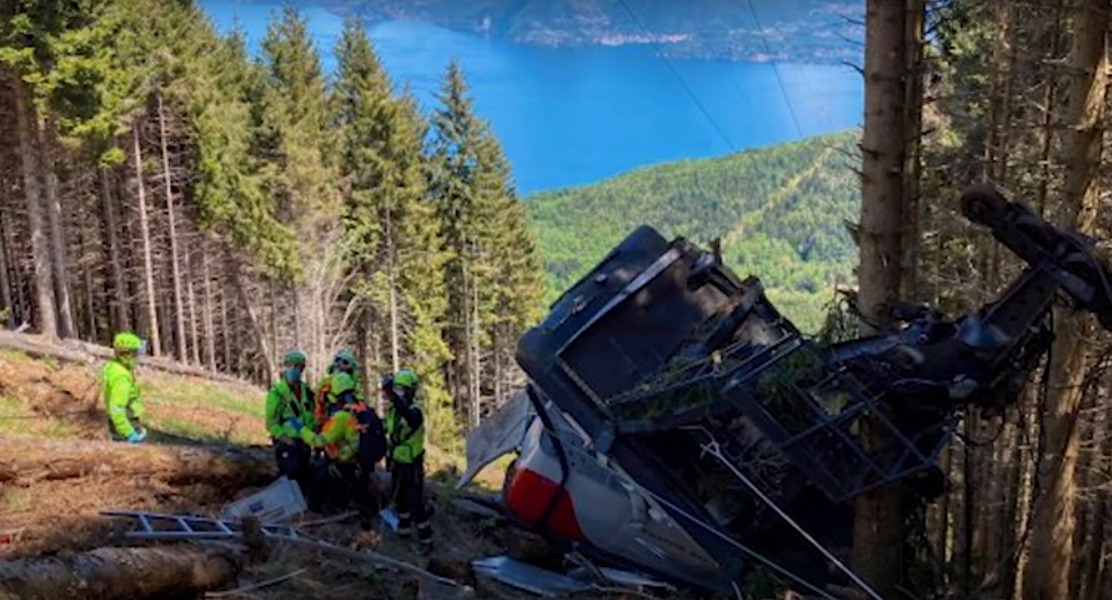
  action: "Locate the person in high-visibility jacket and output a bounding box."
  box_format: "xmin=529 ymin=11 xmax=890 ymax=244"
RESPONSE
xmin=297 ymin=371 xmax=380 ymax=519
xmin=313 ymin=348 xmax=365 ymax=427
xmin=383 ymin=368 xmax=432 ymax=553
xmin=265 ymin=349 xmax=315 ymax=494
xmin=104 ymin=332 xmax=147 ymax=443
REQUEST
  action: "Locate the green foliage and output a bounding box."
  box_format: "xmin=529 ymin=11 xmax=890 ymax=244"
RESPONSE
xmin=528 ymin=131 xmax=862 ymax=332
xmin=428 ymin=61 xmax=547 ymax=427
xmin=256 ymin=5 xmax=339 ymax=242
xmin=333 ymin=19 xmax=456 ymax=447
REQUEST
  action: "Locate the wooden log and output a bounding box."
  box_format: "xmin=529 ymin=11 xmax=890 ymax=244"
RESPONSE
xmin=0 ymin=545 xmax=240 ymax=600
xmin=0 ymin=437 xmax=274 ymax=491
xmin=0 ymin=330 xmax=260 ymax=391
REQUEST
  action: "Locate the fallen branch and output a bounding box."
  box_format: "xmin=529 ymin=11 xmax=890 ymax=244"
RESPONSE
xmin=204 ymin=567 xmax=307 ymax=598
xmin=0 ymin=545 xmax=240 ymax=600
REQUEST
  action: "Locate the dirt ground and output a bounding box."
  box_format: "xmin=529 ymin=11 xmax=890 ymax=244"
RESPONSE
xmin=0 ymin=349 xmax=669 ymax=600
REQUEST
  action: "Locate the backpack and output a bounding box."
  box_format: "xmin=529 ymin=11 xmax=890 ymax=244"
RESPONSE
xmin=353 ymin=402 xmax=387 ymax=469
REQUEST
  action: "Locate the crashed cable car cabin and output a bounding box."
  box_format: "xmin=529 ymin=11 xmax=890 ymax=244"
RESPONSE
xmin=498 ymin=183 xmax=1112 ymax=594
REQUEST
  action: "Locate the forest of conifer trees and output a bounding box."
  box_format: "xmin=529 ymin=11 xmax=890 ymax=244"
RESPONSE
xmin=849 ymin=0 xmax=1112 ymax=598
xmin=0 ymin=1 xmax=545 ymax=451
xmin=6 ymin=0 xmax=1112 ymax=598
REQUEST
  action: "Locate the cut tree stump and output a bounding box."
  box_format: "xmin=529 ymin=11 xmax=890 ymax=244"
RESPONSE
xmin=0 ymin=545 xmax=241 ymax=599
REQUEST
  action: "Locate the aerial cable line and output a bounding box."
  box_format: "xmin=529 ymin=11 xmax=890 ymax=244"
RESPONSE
xmin=743 ymin=0 xmax=806 ymax=139
xmin=615 ymin=0 xmax=737 ymax=152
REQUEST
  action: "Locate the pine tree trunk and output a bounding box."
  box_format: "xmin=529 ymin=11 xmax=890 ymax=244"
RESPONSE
xmin=185 ymin=245 xmax=200 ymax=366
xmin=0 ymin=209 xmax=14 ymax=330
xmin=470 ymin=265 xmax=482 ymax=427
xmin=900 ymin=0 xmax=924 ymax=301
xmin=1024 ymin=2 xmax=1108 ymax=597
xmin=79 ymin=214 xmax=96 ymax=340
xmin=220 ymin=272 xmax=231 ymax=372
xmin=225 ymin=247 xmax=276 ymax=382
xmin=38 ymin=120 xmax=75 ymax=339
xmin=157 ymin=93 xmax=187 ymax=360
xmin=852 ymin=1 xmax=910 ymax=596
xmin=99 ymin=168 xmax=130 ymax=332
xmin=386 ymin=210 xmax=400 ymax=372
xmin=202 ymin=242 xmax=216 ymax=372
xmin=13 ymin=77 xmax=58 ymax=339
xmin=132 ymin=122 xmax=160 ymax=355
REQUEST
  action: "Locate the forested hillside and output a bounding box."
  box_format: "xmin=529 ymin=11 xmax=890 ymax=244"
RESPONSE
xmin=528 ymin=131 xmax=860 ymax=331
xmin=0 ymin=1 xmax=545 ymax=450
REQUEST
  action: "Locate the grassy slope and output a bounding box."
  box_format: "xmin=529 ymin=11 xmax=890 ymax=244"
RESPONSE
xmin=526 ymin=130 xmax=862 ymax=332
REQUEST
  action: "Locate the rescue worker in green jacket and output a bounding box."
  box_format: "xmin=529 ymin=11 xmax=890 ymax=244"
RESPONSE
xmin=296 ymin=371 xmax=382 ymax=520
xmin=383 ymin=368 xmax=432 ymax=553
xmin=265 ymin=349 xmax=315 ymax=494
xmin=313 ymin=348 xmax=365 ymax=426
xmin=104 ymin=332 xmax=147 ymax=443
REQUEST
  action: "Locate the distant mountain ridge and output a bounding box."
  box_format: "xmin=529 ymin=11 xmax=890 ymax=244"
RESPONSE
xmin=524 ymin=130 xmax=862 ymax=332
xmin=316 ymin=0 xmax=864 ymax=64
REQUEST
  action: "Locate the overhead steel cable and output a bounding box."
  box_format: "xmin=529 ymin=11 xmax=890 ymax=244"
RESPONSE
xmin=743 ymin=0 xmax=806 ymax=139
xmin=614 ymin=0 xmax=737 ymax=152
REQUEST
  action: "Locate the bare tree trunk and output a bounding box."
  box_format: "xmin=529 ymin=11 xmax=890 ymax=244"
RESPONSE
xmin=1024 ymin=2 xmax=1108 ymax=598
xmin=157 ymin=93 xmax=186 ymax=360
xmin=387 ymin=211 xmax=400 ymax=372
xmin=38 ymin=120 xmax=74 ymax=339
xmin=225 ymin=247 xmax=276 ymax=382
xmin=0 ymin=209 xmax=14 ymax=330
xmin=132 ymin=122 xmax=160 ymax=354
xmin=185 ymin=245 xmax=200 ymax=366
xmin=220 ymin=273 xmax=231 ymax=372
xmin=852 ymin=1 xmax=911 ymax=596
xmin=79 ymin=213 xmax=96 ymax=340
xmin=202 ymin=242 xmax=216 ymax=372
xmin=13 ymin=77 xmax=57 ymax=339
xmin=99 ymin=168 xmax=130 ymax=332
xmin=901 ymin=0 xmax=924 ymax=302
xmin=469 ymin=262 xmax=482 ymax=427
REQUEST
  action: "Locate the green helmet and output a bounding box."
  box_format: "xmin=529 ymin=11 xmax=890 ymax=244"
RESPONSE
xmin=328 ymin=371 xmax=358 ymax=403
xmin=282 ymin=349 xmax=307 ymax=367
xmin=113 ymin=332 xmax=142 ymax=352
xmin=393 ymin=368 xmax=419 ymax=389
xmin=333 ymin=348 xmax=357 ymax=369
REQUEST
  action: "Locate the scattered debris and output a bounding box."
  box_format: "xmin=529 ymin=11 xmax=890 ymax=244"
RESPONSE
xmin=103 ymin=508 xmax=473 ymax=597
xmin=221 ymin=476 xmax=307 ymax=523
xmin=472 ymin=556 xmax=592 ymax=597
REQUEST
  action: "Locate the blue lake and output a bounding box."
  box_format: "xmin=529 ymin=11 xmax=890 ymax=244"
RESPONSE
xmin=199 ymin=1 xmax=864 ymax=195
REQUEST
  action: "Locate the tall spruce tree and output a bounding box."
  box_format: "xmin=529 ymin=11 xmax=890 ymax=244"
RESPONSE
xmin=256 ymin=6 xmax=342 ymax=375
xmin=334 ymin=18 xmax=454 ymax=447
xmin=429 ymin=60 xmax=545 ymax=429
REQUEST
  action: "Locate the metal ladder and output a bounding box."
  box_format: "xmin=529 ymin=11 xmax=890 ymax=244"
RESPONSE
xmin=100 ymin=510 xmax=302 ymax=542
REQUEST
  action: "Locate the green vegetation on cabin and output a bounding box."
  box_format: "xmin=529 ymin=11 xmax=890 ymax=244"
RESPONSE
xmin=526 ymin=130 xmax=861 ymax=332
